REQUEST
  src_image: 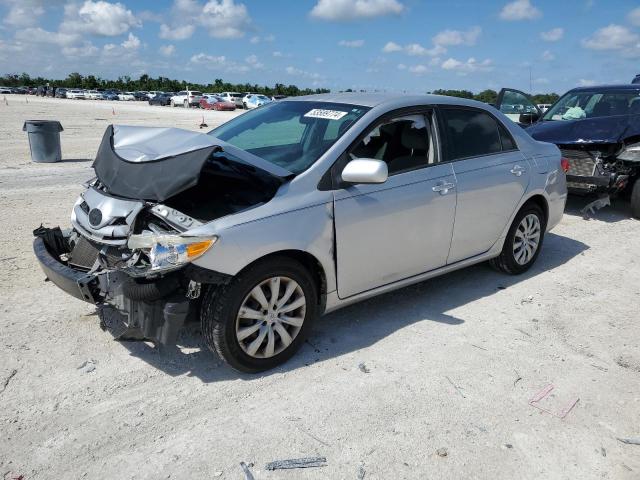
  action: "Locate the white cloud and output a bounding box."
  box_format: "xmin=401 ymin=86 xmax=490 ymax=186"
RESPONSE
xmin=310 ymin=0 xmax=404 ymax=21
xmin=272 ymin=51 xmax=284 ymax=57
xmin=191 ymin=53 xmax=228 ymax=65
xmin=200 ymin=0 xmax=251 ymax=38
xmin=499 ymin=0 xmax=541 ymax=21
xmin=339 ymin=39 xmax=365 ymax=47
xmin=245 ymin=54 xmax=264 ymax=68
xmin=432 ymin=26 xmax=481 ymax=47
xmin=578 ymin=79 xmax=596 ymax=86
xmin=159 ymin=24 xmax=195 ymax=40
xmin=3 ymin=0 xmax=46 ymax=27
xmin=14 ymin=27 xmax=79 ymax=47
xmin=250 ymin=34 xmax=275 ymax=44
xmin=315 ymin=57 xmax=324 ymax=63
xmin=408 ymin=64 xmax=428 ymax=74
xmin=540 ymin=27 xmax=564 ymax=42
xmin=582 ymin=24 xmax=639 ymax=50
xmin=61 ymin=0 xmax=141 ymax=36
xmin=382 ymin=41 xmax=402 ymax=52
xmin=441 ymin=57 xmax=493 ymax=74
xmin=397 ymin=63 xmax=406 ymax=70
xmin=541 ymin=50 xmax=555 ymax=61
xmin=285 ymin=66 xmax=323 ymax=80
xmin=628 ymin=7 xmax=640 ymax=27
xmin=160 ymin=0 xmax=251 ymax=41
xmin=121 ymin=32 xmax=140 ymax=50
xmin=159 ymin=44 xmax=176 ymax=56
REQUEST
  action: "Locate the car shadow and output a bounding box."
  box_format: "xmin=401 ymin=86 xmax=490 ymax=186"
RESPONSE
xmin=564 ymin=195 xmax=635 ymax=223
xmin=60 ymin=158 xmax=93 ymax=163
xmin=109 ymin=232 xmax=588 ymax=382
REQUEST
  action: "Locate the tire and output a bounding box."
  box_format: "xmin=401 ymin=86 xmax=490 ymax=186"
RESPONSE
xmin=631 ymin=178 xmax=640 ymax=219
xmin=489 ymin=203 xmax=546 ymax=275
xmin=183 ymin=100 xmax=188 ymax=108
xmin=201 ymin=257 xmax=318 ymax=373
xmin=243 ymin=102 xmax=248 ymax=110
xmin=170 ymin=99 xmax=175 ymax=107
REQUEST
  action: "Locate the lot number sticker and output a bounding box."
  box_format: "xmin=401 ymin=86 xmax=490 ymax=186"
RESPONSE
xmin=304 ymin=109 xmax=348 ymax=120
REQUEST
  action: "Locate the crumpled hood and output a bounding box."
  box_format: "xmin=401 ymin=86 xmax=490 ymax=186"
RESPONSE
xmin=526 ymin=114 xmax=640 ymax=146
xmin=92 ymin=125 xmax=292 ymax=202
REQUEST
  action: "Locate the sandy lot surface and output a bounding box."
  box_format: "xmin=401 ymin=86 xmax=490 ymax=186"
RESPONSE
xmin=0 ymin=96 xmax=639 ymax=480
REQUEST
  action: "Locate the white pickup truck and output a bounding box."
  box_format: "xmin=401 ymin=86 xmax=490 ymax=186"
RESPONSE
xmin=170 ymin=89 xmax=203 ymax=108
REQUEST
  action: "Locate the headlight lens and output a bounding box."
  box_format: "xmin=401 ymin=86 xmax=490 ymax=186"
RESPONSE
xmin=618 ymin=142 xmax=640 ymax=161
xmin=128 ymin=234 xmax=216 ymax=272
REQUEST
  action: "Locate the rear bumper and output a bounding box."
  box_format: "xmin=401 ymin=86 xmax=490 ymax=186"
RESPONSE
xmin=33 ymin=237 xmax=98 ymax=303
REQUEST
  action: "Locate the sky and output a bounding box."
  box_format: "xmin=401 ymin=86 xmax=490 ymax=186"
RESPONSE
xmin=1 ymin=0 xmax=640 ymax=94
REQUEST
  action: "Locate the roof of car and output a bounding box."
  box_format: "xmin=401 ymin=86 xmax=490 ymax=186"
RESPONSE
xmin=287 ymin=92 xmax=488 ymax=109
xmin=569 ymin=84 xmax=640 ymax=92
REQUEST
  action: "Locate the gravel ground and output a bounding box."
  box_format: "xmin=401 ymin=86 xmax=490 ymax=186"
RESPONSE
xmin=1 ymin=96 xmax=639 ymax=480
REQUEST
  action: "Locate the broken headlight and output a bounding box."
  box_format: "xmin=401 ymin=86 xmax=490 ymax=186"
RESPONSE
xmin=618 ymin=142 xmax=640 ymax=161
xmin=128 ymin=233 xmax=217 ymax=272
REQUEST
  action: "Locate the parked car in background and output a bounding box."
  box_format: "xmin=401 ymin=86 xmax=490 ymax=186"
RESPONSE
xmin=170 ymin=89 xmax=203 ymax=107
xmin=118 ymin=92 xmax=135 ymax=101
xmin=12 ymin=87 xmax=28 ymax=94
xmin=147 ymin=91 xmax=163 ymax=99
xmin=66 ymin=90 xmax=86 ymax=99
xmin=537 ymin=104 xmax=551 ymax=113
xmin=134 ymin=91 xmax=149 ymax=101
xmin=272 ymin=95 xmax=287 ymax=101
xmin=200 ymin=94 xmax=236 ymax=111
xmin=148 ymin=93 xmax=172 ymax=106
xmin=243 ymin=93 xmax=273 ymax=109
xmin=632 ymin=74 xmax=640 ymax=84
xmin=103 ymin=91 xmax=120 ymax=101
xmin=33 ymin=93 xmax=566 ymax=372
xmin=86 ymin=90 xmax=105 ymax=100
xmin=55 ymin=88 xmax=68 ymax=98
xmin=0 ymin=86 xmax=12 ymax=94
xmin=495 ymin=85 xmax=640 ymax=217
xmin=218 ymin=92 xmax=243 ymax=108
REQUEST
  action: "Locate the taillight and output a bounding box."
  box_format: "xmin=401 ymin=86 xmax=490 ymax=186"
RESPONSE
xmin=560 ymin=157 xmax=570 ymax=173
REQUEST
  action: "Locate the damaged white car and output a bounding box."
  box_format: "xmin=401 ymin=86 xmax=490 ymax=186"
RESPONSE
xmin=34 ymin=94 xmax=567 ymax=372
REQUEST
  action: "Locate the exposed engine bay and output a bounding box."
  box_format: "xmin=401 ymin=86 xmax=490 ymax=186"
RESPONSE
xmin=33 ymin=125 xmax=290 ymax=345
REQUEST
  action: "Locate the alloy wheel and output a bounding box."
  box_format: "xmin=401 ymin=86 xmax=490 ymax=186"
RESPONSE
xmin=235 ymin=276 xmax=306 ymax=359
xmin=513 ymin=213 xmax=541 ymax=265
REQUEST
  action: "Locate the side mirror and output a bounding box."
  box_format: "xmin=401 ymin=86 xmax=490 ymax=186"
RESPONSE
xmin=519 ymin=112 xmax=540 ymax=124
xmin=341 ymin=158 xmax=388 ymax=185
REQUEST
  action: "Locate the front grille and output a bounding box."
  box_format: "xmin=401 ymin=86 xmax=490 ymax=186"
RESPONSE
xmin=560 ymin=149 xmax=596 ymax=177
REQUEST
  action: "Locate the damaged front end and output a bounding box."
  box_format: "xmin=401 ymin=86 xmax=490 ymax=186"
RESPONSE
xmin=560 ymin=143 xmax=637 ymax=195
xmin=33 ymin=124 xmax=290 ymax=345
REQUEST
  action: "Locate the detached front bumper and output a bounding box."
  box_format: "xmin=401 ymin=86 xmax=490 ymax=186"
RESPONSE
xmin=33 ymin=236 xmax=99 ymax=303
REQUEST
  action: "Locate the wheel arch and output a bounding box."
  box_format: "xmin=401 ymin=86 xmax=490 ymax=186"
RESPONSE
xmin=235 ymin=249 xmax=328 ymax=311
xmin=522 ymin=193 xmax=549 ymax=224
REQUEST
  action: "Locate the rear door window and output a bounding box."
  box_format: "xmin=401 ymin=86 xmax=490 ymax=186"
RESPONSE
xmin=441 ymin=108 xmax=503 ymax=160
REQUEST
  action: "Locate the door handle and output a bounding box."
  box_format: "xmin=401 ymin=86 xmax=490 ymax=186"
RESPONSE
xmin=510 ymin=165 xmax=526 ymax=176
xmin=432 ymin=182 xmax=456 ymax=194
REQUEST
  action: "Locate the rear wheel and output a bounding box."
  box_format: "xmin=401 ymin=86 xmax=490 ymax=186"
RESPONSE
xmin=170 ymin=99 xmax=175 ymax=107
xmin=630 ymin=178 xmax=640 ymax=219
xmin=201 ymin=257 xmax=318 ymax=373
xmin=490 ymin=203 xmax=546 ymax=274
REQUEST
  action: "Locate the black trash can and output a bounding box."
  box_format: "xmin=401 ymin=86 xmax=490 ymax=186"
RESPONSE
xmin=23 ymin=120 xmax=64 ymax=163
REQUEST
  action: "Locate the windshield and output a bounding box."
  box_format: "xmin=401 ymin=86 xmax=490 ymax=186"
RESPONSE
xmin=209 ymin=101 xmax=369 ymax=174
xmin=543 ymin=88 xmax=640 ymax=121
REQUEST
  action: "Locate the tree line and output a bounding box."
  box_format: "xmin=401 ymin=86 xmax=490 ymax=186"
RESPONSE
xmin=1 ymin=72 xmax=560 ymax=103
xmin=0 ymin=72 xmax=331 ymax=97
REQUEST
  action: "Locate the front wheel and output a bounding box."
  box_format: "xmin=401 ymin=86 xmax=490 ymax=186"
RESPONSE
xmin=201 ymin=257 xmax=318 ymax=373
xmin=490 ymin=203 xmax=546 ymax=274
xmin=170 ymin=99 xmax=175 ymax=107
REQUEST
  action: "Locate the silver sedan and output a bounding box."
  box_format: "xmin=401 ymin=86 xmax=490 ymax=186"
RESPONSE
xmin=34 ymin=93 xmax=567 ymax=372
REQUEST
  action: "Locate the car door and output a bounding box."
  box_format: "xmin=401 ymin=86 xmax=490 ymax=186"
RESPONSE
xmin=333 ymin=111 xmax=457 ymax=298
xmin=495 ymin=88 xmax=542 ymax=125
xmin=439 ymin=106 xmax=530 ymax=264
